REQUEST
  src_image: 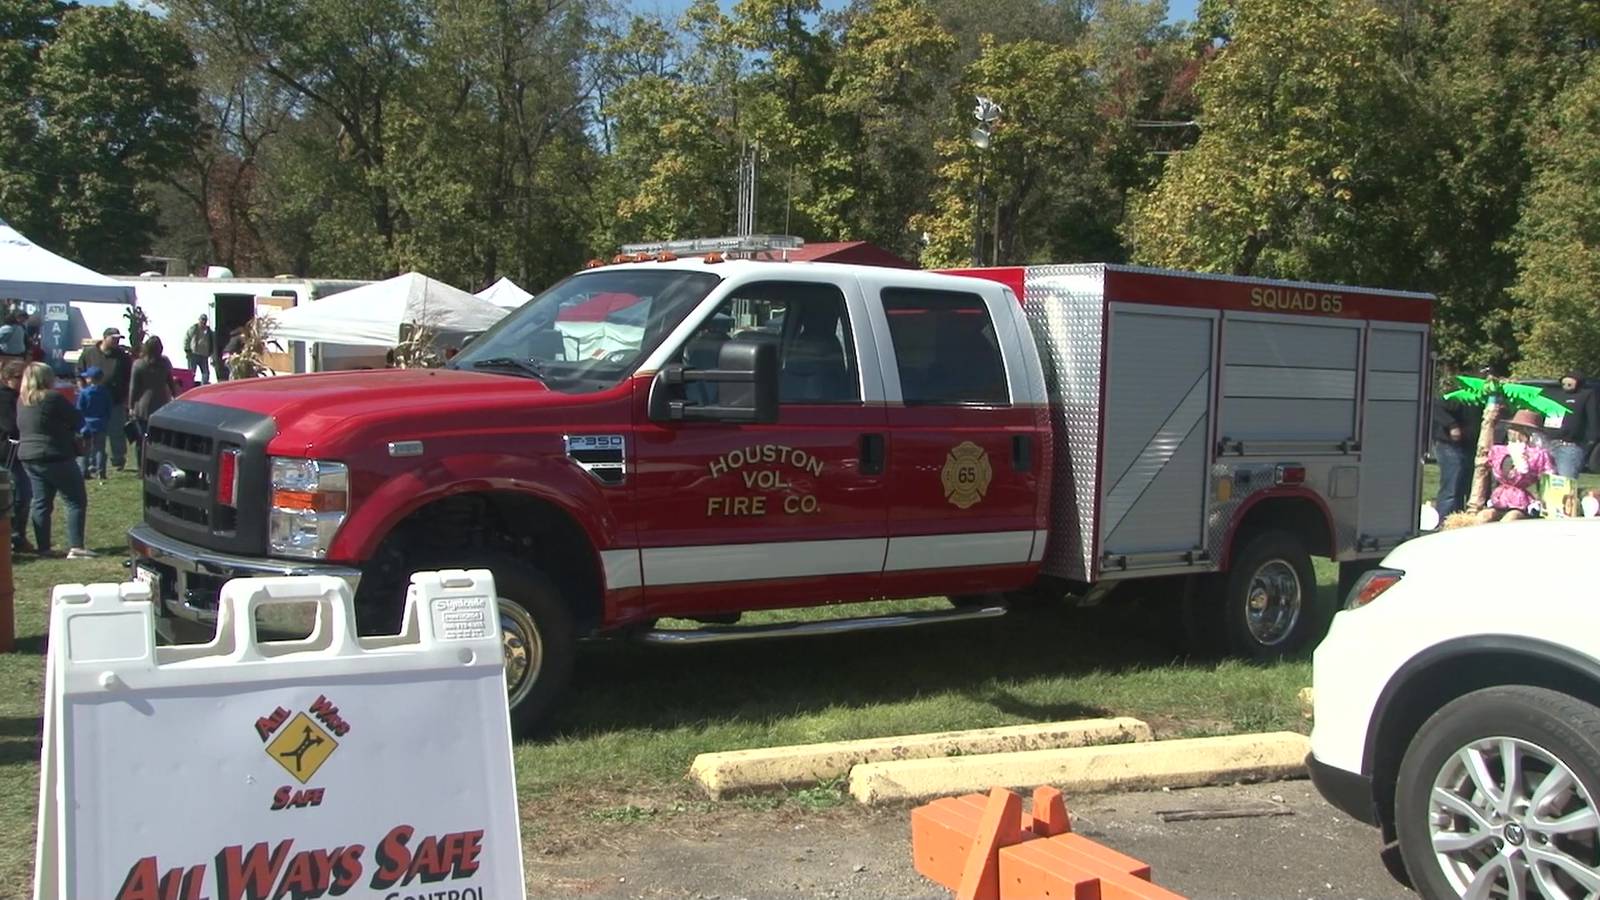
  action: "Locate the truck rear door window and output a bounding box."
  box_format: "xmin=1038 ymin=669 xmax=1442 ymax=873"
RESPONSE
xmin=881 ymin=288 xmax=1008 ymax=405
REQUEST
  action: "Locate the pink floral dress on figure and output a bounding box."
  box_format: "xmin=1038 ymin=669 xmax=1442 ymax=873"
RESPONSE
xmin=1487 ymin=444 xmax=1554 ymax=512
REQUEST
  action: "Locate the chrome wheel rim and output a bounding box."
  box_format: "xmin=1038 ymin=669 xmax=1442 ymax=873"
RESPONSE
xmin=1244 ymin=559 xmax=1301 ymax=646
xmin=1429 ymin=736 xmax=1600 ymax=899
xmin=500 ymin=601 xmax=543 ymax=709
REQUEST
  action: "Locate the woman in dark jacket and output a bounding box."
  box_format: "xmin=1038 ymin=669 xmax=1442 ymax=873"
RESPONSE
xmin=17 ymin=362 xmax=90 ymax=557
xmin=129 ymin=336 xmax=177 ymax=468
xmin=0 ymin=361 xmax=31 ymax=552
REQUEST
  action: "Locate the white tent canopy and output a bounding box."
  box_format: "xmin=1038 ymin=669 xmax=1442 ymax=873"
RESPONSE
xmin=0 ymin=216 xmax=132 ymax=304
xmin=265 ymin=272 xmax=507 ymax=347
xmin=475 ymin=276 xmax=533 ymax=309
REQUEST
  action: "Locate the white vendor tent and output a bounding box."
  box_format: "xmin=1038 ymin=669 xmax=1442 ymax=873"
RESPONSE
xmin=265 ymin=272 xmax=507 ymax=347
xmin=476 ymin=276 xmax=533 ymax=309
xmin=0 ymin=216 xmax=133 ymax=304
xmin=0 ymin=215 xmax=132 ymax=369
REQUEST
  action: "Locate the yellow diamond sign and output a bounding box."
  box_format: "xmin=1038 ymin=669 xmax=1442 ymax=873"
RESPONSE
xmin=264 ymin=712 xmax=338 ymax=784
xmin=941 ymin=441 xmax=993 ymax=509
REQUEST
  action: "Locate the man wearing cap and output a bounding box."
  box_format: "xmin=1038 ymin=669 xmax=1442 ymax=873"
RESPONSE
xmin=77 ymin=328 xmax=132 ymax=471
xmin=184 ymin=313 xmax=214 ymax=384
xmin=1541 ymin=371 xmax=1597 ymax=478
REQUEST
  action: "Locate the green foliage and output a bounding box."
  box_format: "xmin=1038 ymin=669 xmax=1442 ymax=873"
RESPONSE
xmin=1410 ymin=0 xmax=1600 ymax=369
xmin=1124 ymin=0 xmax=1418 ymax=282
xmin=1509 ymin=67 xmax=1600 ymax=378
xmin=0 ymin=1 xmax=199 ymax=271
xmin=917 ymin=37 xmax=1101 ymax=267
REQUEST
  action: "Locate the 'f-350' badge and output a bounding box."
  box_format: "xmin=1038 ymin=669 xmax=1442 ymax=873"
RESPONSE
xmin=941 ymin=441 xmax=992 ymax=509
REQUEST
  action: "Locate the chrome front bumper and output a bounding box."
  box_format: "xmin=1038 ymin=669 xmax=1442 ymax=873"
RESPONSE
xmin=127 ymin=522 xmax=363 ymax=627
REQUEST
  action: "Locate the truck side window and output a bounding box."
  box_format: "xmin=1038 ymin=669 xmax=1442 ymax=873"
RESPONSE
xmin=881 ymin=288 xmax=1009 ymax=405
xmin=680 ymin=281 xmax=860 ymax=405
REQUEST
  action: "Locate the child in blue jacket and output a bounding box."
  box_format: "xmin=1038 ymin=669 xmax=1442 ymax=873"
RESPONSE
xmin=76 ymin=366 xmax=111 ymax=481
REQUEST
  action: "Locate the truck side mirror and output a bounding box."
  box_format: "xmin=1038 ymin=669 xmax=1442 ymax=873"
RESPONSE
xmin=648 ymin=339 xmax=779 ymax=425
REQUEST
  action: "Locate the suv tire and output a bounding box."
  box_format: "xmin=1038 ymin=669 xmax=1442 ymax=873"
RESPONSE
xmin=1395 ymin=686 xmax=1600 ymax=899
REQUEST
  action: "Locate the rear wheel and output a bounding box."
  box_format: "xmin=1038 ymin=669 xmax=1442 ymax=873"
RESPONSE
xmin=1395 ymin=687 xmax=1600 ymax=900
xmin=1193 ymin=530 xmax=1321 ymax=659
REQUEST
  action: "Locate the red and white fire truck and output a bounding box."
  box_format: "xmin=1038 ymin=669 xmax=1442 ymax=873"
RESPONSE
xmin=128 ymin=237 xmax=1433 ymax=733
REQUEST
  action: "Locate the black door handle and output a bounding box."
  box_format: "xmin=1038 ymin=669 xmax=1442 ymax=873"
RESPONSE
xmin=1012 ymin=435 xmax=1032 ymax=472
xmin=860 ymin=434 xmax=885 ymax=475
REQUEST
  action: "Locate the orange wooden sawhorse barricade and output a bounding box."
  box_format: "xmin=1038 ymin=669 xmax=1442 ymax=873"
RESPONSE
xmin=911 ymin=786 xmax=1187 ymax=900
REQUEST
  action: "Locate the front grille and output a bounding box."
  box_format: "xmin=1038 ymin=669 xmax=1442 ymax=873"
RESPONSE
xmin=146 ymin=426 xmax=214 ymax=457
xmin=146 ymin=490 xmax=208 ymax=526
xmin=139 ymin=400 xmax=275 ymax=556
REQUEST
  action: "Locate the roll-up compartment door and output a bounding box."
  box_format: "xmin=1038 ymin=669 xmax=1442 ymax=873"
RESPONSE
xmin=1220 ymin=319 xmax=1360 ymax=444
xmin=1360 ymin=327 xmax=1425 ymax=542
xmin=1099 ymin=305 xmax=1216 ymax=558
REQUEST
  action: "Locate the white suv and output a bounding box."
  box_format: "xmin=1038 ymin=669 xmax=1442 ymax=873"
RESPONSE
xmin=1310 ymin=518 xmax=1600 ymax=898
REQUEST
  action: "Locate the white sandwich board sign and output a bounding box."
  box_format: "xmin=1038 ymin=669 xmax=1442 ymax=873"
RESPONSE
xmin=34 ymin=570 xmax=525 ymax=900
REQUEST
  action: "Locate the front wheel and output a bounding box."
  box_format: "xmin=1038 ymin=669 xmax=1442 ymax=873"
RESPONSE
xmin=420 ymin=553 xmax=576 ymax=737
xmin=1395 ymin=686 xmax=1600 ymax=900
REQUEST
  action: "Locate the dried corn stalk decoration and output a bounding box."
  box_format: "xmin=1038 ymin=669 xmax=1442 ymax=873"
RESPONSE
xmin=392 ymin=320 xmax=441 ymax=369
xmin=227 ymin=316 xmax=276 ymax=379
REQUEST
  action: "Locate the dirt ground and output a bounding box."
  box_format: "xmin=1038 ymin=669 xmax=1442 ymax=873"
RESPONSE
xmin=527 ymin=780 xmax=1412 ymax=899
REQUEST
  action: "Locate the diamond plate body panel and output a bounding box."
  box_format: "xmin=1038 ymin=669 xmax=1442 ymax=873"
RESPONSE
xmin=1022 ymin=265 xmax=1108 ymax=581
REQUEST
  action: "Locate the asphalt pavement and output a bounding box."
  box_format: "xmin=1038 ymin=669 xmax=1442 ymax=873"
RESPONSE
xmin=528 ymin=780 xmax=1414 ymax=899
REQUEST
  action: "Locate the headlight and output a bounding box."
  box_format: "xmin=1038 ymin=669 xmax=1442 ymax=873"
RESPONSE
xmin=1344 ymin=567 xmax=1404 ymax=610
xmin=268 ymin=458 xmax=349 ymax=559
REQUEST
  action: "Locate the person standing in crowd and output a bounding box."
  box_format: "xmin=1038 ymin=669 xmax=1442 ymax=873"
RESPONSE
xmin=0 ymin=361 xmax=32 ymax=553
xmin=17 ymin=363 xmax=92 ymax=558
xmin=76 ymin=327 xmax=132 ymax=471
xmin=75 ymin=366 xmax=110 ymax=482
xmin=1542 ymin=371 xmax=1596 ymax=478
xmin=0 ymin=312 xmax=25 ymax=357
xmin=129 ymin=336 xmax=177 ymax=469
xmin=1431 ymin=370 xmax=1482 ymax=518
xmin=184 ymin=313 xmax=215 ymax=384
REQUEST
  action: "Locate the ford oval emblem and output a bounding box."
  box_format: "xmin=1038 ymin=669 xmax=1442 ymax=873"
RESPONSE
xmin=156 ymin=462 xmax=186 ymax=491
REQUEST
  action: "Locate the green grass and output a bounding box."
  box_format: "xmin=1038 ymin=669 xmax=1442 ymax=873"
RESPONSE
xmin=11 ymin=465 xmax=1457 ymax=881
xmin=0 ymin=468 xmax=140 ymax=886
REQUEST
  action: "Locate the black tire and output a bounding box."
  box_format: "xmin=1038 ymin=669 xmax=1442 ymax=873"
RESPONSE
xmin=1211 ymin=530 xmax=1321 ymax=659
xmin=1394 ymin=686 xmax=1600 ymax=899
xmin=420 ymin=552 xmax=576 ymax=738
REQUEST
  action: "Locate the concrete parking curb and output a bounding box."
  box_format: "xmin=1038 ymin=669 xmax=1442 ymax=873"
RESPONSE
xmin=848 ymin=731 xmax=1310 ymax=805
xmin=690 ymin=717 xmax=1153 ymax=799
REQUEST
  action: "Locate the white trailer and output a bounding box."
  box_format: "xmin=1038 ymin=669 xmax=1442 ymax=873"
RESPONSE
xmin=116 ymin=276 xmax=368 ymax=375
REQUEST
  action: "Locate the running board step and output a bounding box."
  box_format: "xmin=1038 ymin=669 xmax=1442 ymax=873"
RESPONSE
xmin=636 ymin=605 xmax=1008 ymax=646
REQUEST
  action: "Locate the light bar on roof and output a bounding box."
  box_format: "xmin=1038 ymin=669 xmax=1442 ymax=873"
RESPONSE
xmin=619 ymin=235 xmax=805 ymax=256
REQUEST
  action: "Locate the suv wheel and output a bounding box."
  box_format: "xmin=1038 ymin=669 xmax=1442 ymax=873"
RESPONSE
xmin=1395 ymin=686 xmax=1600 ymax=899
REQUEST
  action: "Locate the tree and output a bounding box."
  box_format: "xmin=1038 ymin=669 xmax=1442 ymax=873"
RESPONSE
xmin=597 ymin=3 xmax=743 ymax=245
xmin=807 ymin=0 xmax=956 ymax=253
xmin=916 ymin=36 xmax=1102 ymax=267
xmin=0 ymin=0 xmax=67 ymax=242
xmin=1122 ymin=0 xmax=1421 ymax=287
xmin=168 ymin=0 xmax=427 ymax=269
xmin=1508 ymin=69 xmax=1600 ymax=378
xmin=1404 ymin=0 xmax=1600 ymax=369
xmin=28 ymin=4 xmax=201 ymax=271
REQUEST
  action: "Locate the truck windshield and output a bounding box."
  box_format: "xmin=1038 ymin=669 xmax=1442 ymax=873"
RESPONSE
xmin=449 ymin=268 xmax=721 ymax=392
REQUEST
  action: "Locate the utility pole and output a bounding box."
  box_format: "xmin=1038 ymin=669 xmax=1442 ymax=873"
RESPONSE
xmin=737 ymin=139 xmax=759 ymax=237
xmin=970 ymin=96 xmax=1002 ymax=267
